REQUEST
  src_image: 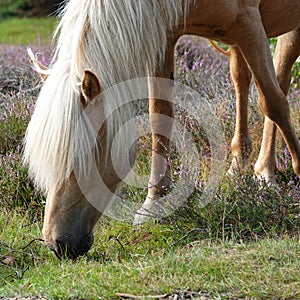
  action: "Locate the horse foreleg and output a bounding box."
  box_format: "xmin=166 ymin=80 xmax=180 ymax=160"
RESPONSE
xmin=228 ymin=46 xmax=252 ymax=176
xmin=134 ymin=45 xmax=175 ymax=225
xmin=231 ymin=12 xmax=300 ymax=179
xmin=254 ymin=116 xmax=277 ymax=183
xmin=255 ymin=28 xmax=300 ymax=183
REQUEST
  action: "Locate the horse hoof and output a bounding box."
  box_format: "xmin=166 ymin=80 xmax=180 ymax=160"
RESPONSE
xmin=133 ymin=197 xmax=157 ymax=225
xmin=133 ymin=209 xmax=152 ymax=225
xmin=253 ymin=174 xmax=278 ymax=187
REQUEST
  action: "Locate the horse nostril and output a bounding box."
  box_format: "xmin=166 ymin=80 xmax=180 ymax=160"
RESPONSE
xmin=54 ymin=239 xmax=77 ymax=260
xmin=45 ymin=243 xmax=63 ymax=260
xmin=47 ymin=234 xmax=94 ymax=260
xmin=53 ymin=239 xmax=65 ymax=259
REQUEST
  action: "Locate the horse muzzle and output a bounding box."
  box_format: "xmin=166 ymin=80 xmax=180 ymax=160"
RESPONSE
xmin=46 ymin=233 xmax=94 ymax=260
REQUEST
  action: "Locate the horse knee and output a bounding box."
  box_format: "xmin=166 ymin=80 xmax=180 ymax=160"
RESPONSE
xmin=258 ymin=92 xmax=290 ymax=125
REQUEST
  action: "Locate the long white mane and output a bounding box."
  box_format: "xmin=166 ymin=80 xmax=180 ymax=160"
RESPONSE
xmin=24 ymin=0 xmax=193 ymax=193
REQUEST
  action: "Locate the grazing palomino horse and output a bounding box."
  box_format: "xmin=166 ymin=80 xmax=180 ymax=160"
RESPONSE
xmin=227 ymin=28 xmax=300 ymax=183
xmin=24 ymin=0 xmax=300 ymax=259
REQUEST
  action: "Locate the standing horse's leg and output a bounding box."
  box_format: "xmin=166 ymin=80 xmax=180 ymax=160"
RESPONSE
xmin=230 ymin=12 xmax=300 ymax=178
xmin=134 ymin=43 xmax=176 ymax=224
xmin=228 ymin=46 xmax=252 ymax=176
xmin=255 ymin=29 xmax=300 ymax=183
xmin=254 ymin=117 xmax=277 ymax=183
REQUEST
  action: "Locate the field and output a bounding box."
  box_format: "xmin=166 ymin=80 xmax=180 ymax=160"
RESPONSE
xmin=1 ymin=17 xmax=300 ymax=299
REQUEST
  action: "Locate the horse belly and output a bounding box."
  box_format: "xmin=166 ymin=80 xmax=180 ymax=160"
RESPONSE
xmin=260 ymin=0 xmax=300 ymax=37
xmin=185 ymin=0 xmax=240 ymax=41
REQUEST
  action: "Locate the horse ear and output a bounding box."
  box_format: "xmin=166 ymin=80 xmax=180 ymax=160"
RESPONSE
xmin=27 ymin=48 xmax=48 ymax=81
xmin=81 ymin=70 xmax=101 ymax=102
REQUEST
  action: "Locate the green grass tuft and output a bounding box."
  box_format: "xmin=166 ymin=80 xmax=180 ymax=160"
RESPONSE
xmin=0 ymin=17 xmax=56 ymax=45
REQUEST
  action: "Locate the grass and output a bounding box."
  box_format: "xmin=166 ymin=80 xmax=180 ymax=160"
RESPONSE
xmin=1 ymin=18 xmax=300 ymax=299
xmin=0 ymin=17 xmax=56 ymax=45
xmin=1 ymin=211 xmax=300 ymax=299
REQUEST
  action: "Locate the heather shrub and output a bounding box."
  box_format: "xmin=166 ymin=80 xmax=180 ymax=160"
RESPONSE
xmin=0 ymin=45 xmax=51 ymax=214
xmin=167 ymin=174 xmax=300 ymax=243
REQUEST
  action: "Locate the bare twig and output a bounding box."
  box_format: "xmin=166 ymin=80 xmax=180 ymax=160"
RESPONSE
xmin=22 ymin=238 xmax=44 ymax=250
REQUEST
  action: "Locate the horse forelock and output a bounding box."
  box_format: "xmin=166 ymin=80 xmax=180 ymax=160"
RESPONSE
xmin=24 ymin=0 xmax=193 ymax=193
xmin=23 ymin=68 xmax=96 ymax=193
